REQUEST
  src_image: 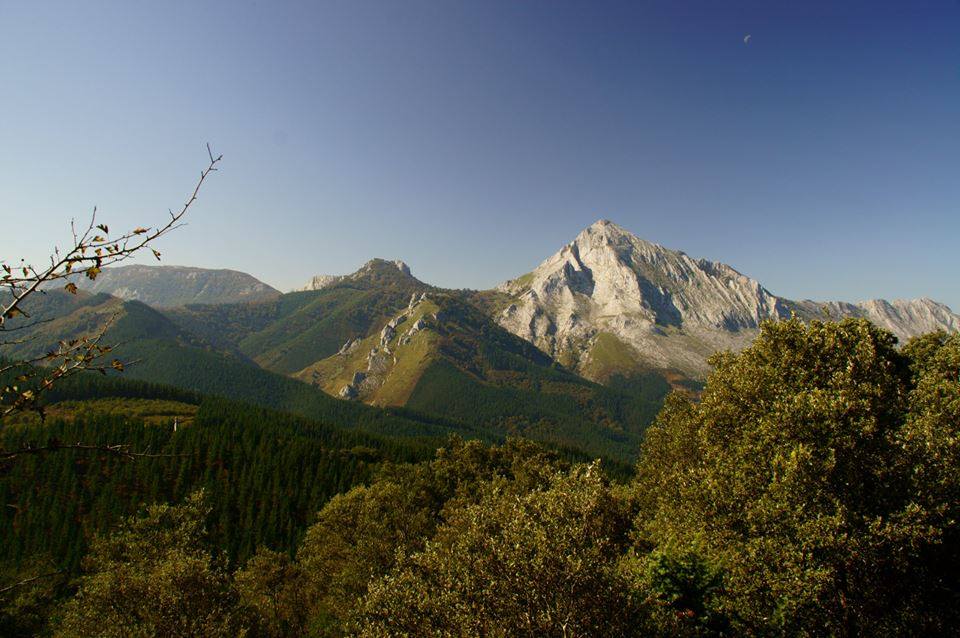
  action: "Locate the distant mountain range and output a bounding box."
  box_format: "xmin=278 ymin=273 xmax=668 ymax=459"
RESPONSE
xmin=69 ymin=264 xmax=280 ymax=307
xmin=165 ymin=258 xmax=661 ymax=460
xmin=6 ymin=220 xmax=957 ymax=460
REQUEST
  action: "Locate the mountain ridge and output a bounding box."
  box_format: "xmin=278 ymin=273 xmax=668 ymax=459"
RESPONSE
xmin=16 ymin=220 xmax=956 ymax=407
xmin=493 ymin=219 xmax=958 ymax=378
xmin=293 ymin=289 xmax=667 ymax=460
xmin=6 ymin=223 xmax=955 ymax=458
xmin=68 ymin=264 xmax=280 ymax=307
xmin=298 ymin=259 xmax=413 ymax=292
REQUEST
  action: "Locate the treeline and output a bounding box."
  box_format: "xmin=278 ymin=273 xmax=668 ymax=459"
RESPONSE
xmin=2 ymin=318 xmax=959 ymax=636
xmin=0 ymin=397 xmax=432 ymax=576
xmin=41 ymin=372 xmax=203 ymax=406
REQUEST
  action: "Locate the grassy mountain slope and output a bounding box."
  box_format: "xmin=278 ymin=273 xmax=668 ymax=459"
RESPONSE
xmin=296 ymin=294 xmax=444 ymax=404
xmin=167 ymin=259 xmax=431 ymax=375
xmin=296 ymin=292 xmax=668 ymax=461
xmin=0 ymin=291 xmax=486 ymax=442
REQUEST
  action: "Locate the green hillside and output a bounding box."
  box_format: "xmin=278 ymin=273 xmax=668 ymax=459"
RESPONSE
xmin=0 ymin=367 xmax=637 ymax=580
xmin=3 ymin=272 xmax=672 ymax=463
xmin=0 ymin=394 xmax=431 ymax=573
xmin=297 ymin=293 xmax=669 ymax=461
xmin=0 ymin=291 xmax=486 ymax=443
xmin=168 ymin=259 xmax=431 ymax=374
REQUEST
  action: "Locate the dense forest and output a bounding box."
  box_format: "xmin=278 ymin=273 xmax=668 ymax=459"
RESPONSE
xmin=0 ymin=398 xmax=429 ymax=570
xmin=1 ymin=318 xmax=959 ymax=636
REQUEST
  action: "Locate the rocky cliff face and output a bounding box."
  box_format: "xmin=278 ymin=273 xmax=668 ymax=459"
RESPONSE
xmin=790 ymin=297 xmax=960 ymax=339
xmin=858 ymin=297 xmax=960 ymax=335
xmin=71 ymin=264 xmax=280 ymax=308
xmin=299 ymin=259 xmax=412 ymax=291
xmin=496 ymin=220 xmax=959 ymax=379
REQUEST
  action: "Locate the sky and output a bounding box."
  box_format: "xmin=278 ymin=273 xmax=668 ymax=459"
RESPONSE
xmin=1 ymin=1 xmax=958 ymax=307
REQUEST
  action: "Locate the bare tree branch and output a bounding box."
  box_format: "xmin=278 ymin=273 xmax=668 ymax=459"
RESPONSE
xmin=0 ymin=442 xmax=189 ymax=461
xmin=0 ymin=571 xmax=62 ymax=595
xmin=0 ymin=147 xmax=221 ymax=418
xmin=0 ymin=149 xmax=222 ymax=326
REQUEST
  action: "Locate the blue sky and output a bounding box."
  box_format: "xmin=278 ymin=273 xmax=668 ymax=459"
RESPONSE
xmin=1 ymin=1 xmax=958 ymax=307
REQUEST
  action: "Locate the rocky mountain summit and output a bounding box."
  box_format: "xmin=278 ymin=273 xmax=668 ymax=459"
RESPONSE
xmin=70 ymin=264 xmax=280 ymax=307
xmin=299 ymin=259 xmax=412 ymax=291
xmin=496 ymin=220 xmax=959 ymax=379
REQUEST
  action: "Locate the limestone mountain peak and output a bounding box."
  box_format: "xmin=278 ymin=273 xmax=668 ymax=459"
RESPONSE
xmin=495 ymin=221 xmax=958 ymax=379
xmin=299 ymin=258 xmax=415 ymax=292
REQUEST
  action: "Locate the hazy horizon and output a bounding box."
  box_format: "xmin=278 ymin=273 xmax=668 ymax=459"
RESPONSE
xmin=2 ymin=1 xmax=958 ymax=307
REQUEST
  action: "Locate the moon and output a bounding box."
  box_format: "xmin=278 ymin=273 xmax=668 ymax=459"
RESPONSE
xmin=744 ymin=34 xmax=751 ymax=44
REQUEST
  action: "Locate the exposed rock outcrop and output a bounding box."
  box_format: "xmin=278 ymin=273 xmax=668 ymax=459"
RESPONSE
xmin=870 ymin=298 xmax=959 ymax=334
xmin=301 ymin=274 xmax=343 ymax=291
xmin=299 ymin=258 xmax=414 ymax=291
xmin=496 ymin=219 xmax=959 ymax=378
xmin=338 ymin=338 xmax=360 ymax=355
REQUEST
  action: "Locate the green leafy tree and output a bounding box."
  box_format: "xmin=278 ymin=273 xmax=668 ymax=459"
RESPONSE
xmin=898 ymin=331 xmax=960 ymax=621
xmin=235 ymin=548 xmax=311 ymax=638
xmin=356 ymin=464 xmax=643 ymax=637
xmin=633 ymin=318 xmax=960 ymax=635
xmin=0 ymin=557 xmax=67 ymax=637
xmin=297 ymin=480 xmax=437 ymax=634
xmin=54 ymin=491 xmax=244 ymax=637
xmin=296 ymin=437 xmax=565 ymax=634
xmin=629 ymin=549 xmax=730 ymax=637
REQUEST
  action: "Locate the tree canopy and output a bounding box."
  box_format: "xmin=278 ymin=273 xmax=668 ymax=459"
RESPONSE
xmin=633 ymin=319 xmax=960 ymax=635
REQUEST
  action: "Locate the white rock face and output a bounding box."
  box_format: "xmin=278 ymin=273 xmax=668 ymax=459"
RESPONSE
xmin=380 ymin=324 xmax=396 ymax=347
xmin=853 ymin=298 xmax=960 ymax=337
xmin=300 ymin=274 xmax=343 ymax=292
xmin=298 ymin=259 xmax=412 ymax=291
xmin=496 ymin=219 xmax=959 ymax=378
xmin=337 ymin=338 xmax=360 ymax=356
xmin=391 ymin=260 xmax=412 ymax=276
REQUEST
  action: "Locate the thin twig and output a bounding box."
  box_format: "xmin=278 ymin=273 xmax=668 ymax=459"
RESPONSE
xmin=0 ymin=571 xmax=62 ymax=595
xmin=0 ymin=149 xmax=222 ymax=325
xmin=0 ymin=443 xmax=189 ymax=461
xmin=0 ymin=148 xmax=220 ymax=417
